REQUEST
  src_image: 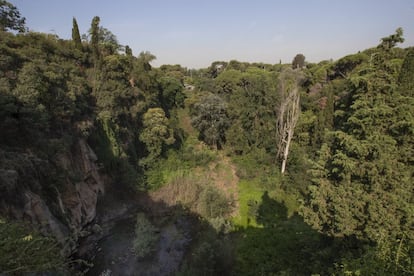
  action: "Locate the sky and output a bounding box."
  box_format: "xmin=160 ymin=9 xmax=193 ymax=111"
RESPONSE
xmin=10 ymin=0 xmax=414 ymax=68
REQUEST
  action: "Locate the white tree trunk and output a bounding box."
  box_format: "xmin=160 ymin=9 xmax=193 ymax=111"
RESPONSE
xmin=281 ymin=127 xmax=293 ymax=174
xmin=276 ymin=70 xmax=301 ymax=174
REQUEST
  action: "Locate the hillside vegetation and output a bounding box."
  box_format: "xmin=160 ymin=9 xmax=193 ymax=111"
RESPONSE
xmin=0 ymin=2 xmax=413 ymax=275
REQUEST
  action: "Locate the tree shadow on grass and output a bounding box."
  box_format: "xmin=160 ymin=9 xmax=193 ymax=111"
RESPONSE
xmin=256 ymin=191 xmax=288 ymax=227
xmin=234 ymin=191 xmax=355 ymax=276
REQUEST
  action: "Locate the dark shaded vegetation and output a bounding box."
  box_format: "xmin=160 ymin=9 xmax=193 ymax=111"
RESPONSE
xmin=235 ymin=194 xmax=335 ymax=275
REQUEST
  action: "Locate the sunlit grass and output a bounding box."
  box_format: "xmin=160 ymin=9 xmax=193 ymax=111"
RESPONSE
xmin=232 ymin=179 xmax=264 ymax=228
xmin=232 ymin=174 xmax=302 ymax=228
xmin=268 ymin=188 xmax=301 ymax=218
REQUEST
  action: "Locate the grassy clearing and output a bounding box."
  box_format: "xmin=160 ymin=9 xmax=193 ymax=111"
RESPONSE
xmin=231 ymin=175 xmax=333 ymax=275
xmin=232 ymin=179 xmax=264 ymax=228
xmin=268 ymin=188 xmax=301 ymax=218
xmin=232 ymin=173 xmax=301 ymax=228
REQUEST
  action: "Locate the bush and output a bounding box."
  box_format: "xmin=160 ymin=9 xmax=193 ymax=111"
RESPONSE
xmin=197 ymin=186 xmax=230 ymax=219
xmin=0 ymin=219 xmax=67 ymax=274
xmin=132 ymin=213 xmax=159 ymax=258
xmin=144 ymin=141 xmax=217 ymax=190
xmin=208 ymin=217 xmax=233 ymax=234
xmin=232 ymin=148 xmax=273 ymax=179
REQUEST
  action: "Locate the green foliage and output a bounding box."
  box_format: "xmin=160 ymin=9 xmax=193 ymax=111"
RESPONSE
xmin=125 ymin=45 xmax=133 ymax=56
xmin=0 ymin=219 xmax=67 ymax=274
xmin=71 ymin=17 xmax=82 ymax=49
xmin=133 ymin=213 xmax=159 ymax=258
xmin=301 ymin=28 xmax=413 ymax=275
xmin=399 ymin=47 xmax=414 ymax=97
xmin=231 ymin=147 xmax=274 ymax=180
xmin=178 ymin=239 xmax=232 ymax=276
xmin=191 ymin=93 xmax=229 ymax=149
xmin=140 ymin=107 xmax=175 ymax=167
xmin=378 ymin=27 xmax=404 ymax=51
xmin=1 ymin=10 xmax=414 ymax=275
xmin=292 ymin=53 xmax=306 ymax=69
xmin=0 ymin=92 xmax=19 ymax=144
xmin=177 ymin=223 xmax=234 ymax=276
xmin=308 ymin=60 xmax=333 ymax=84
xmin=0 ymin=0 xmax=25 ymax=32
xmin=333 ymin=52 xmax=369 ymax=78
xmin=145 ymin=142 xmax=216 ymax=189
xmin=197 ymin=185 xmax=230 ymax=219
xmin=159 ymin=76 xmax=185 ymax=110
xmin=233 ymin=179 xmax=265 ymax=227
xmin=334 ymin=234 xmax=413 ymax=275
xmin=234 ymin=198 xmax=334 ymax=276
xmin=0 ymin=31 xmax=91 ymax=146
xmin=90 ymin=16 xmax=100 ymax=60
xmin=214 ymin=69 xmax=242 ymax=97
xmin=183 ymin=242 xmax=217 ymax=275
xmin=226 ymin=68 xmax=278 ymax=154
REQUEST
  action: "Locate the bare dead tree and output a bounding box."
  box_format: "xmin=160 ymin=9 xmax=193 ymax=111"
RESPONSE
xmin=276 ymin=69 xmax=303 ymax=174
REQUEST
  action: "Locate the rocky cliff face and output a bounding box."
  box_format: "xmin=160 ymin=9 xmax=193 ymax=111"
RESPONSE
xmin=0 ymin=138 xmax=105 ymax=253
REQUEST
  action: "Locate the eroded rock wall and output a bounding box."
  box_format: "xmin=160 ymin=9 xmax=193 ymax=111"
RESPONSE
xmin=0 ymin=138 xmax=104 ymax=253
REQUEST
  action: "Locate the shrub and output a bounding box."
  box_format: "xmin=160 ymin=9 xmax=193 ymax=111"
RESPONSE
xmin=197 ymin=186 xmax=230 ymax=219
xmin=132 ymin=213 xmax=159 ymax=258
xmin=0 ymin=219 xmax=67 ymax=274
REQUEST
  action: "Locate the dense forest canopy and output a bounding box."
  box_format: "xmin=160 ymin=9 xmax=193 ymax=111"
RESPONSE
xmin=0 ymin=1 xmax=413 ymax=275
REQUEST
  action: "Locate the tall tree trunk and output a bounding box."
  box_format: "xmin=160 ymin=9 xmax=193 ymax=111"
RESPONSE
xmin=276 ymin=69 xmax=301 ymax=174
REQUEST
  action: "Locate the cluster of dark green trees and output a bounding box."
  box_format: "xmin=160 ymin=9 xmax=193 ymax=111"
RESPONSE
xmin=302 ymin=29 xmax=413 ymax=274
xmin=0 ymin=1 xmax=186 ymax=273
xmin=0 ymin=10 xmax=186 ymax=188
xmin=187 ymin=29 xmax=413 ymax=274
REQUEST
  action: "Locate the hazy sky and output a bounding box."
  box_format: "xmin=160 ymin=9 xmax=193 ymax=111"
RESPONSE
xmin=10 ymin=0 xmax=414 ymax=68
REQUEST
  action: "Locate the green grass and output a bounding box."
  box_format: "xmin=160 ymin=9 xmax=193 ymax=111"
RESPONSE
xmin=232 ymin=179 xmax=264 ymax=228
xmin=232 ymin=174 xmax=301 ymax=228
xmin=268 ymin=188 xmax=301 ymax=218
xmin=177 ymin=107 xmax=197 ymax=137
xmin=231 ymin=176 xmax=332 ymax=275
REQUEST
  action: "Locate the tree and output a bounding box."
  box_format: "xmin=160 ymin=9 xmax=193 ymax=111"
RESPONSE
xmin=90 ymin=16 xmax=100 ymax=61
xmin=191 ymin=93 xmax=229 ymax=149
xmin=96 ymin=26 xmax=120 ymax=54
xmin=214 ymin=69 xmax=242 ymax=98
xmin=86 ymin=17 xmax=120 ymax=55
xmin=159 ymin=76 xmax=185 ymax=111
xmin=378 ymin=27 xmax=404 ymax=51
xmin=302 ymin=30 xmax=413 ymax=273
xmin=125 ymin=45 xmax=133 ymax=57
xmin=333 ymin=53 xmax=369 ymax=78
xmin=0 ymin=0 xmax=25 ymax=32
xmin=129 ymin=51 xmax=159 ymax=110
xmin=136 ymin=51 xmax=156 ymax=72
xmin=292 ymin=53 xmax=306 ymax=69
xmin=71 ymin=17 xmax=82 ymax=49
xmin=276 ymin=69 xmax=303 ymax=174
xmin=226 ymin=68 xmax=278 ymax=154
xmin=398 ymin=46 xmax=414 ymax=97
xmin=139 ymin=108 xmax=175 ymax=166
